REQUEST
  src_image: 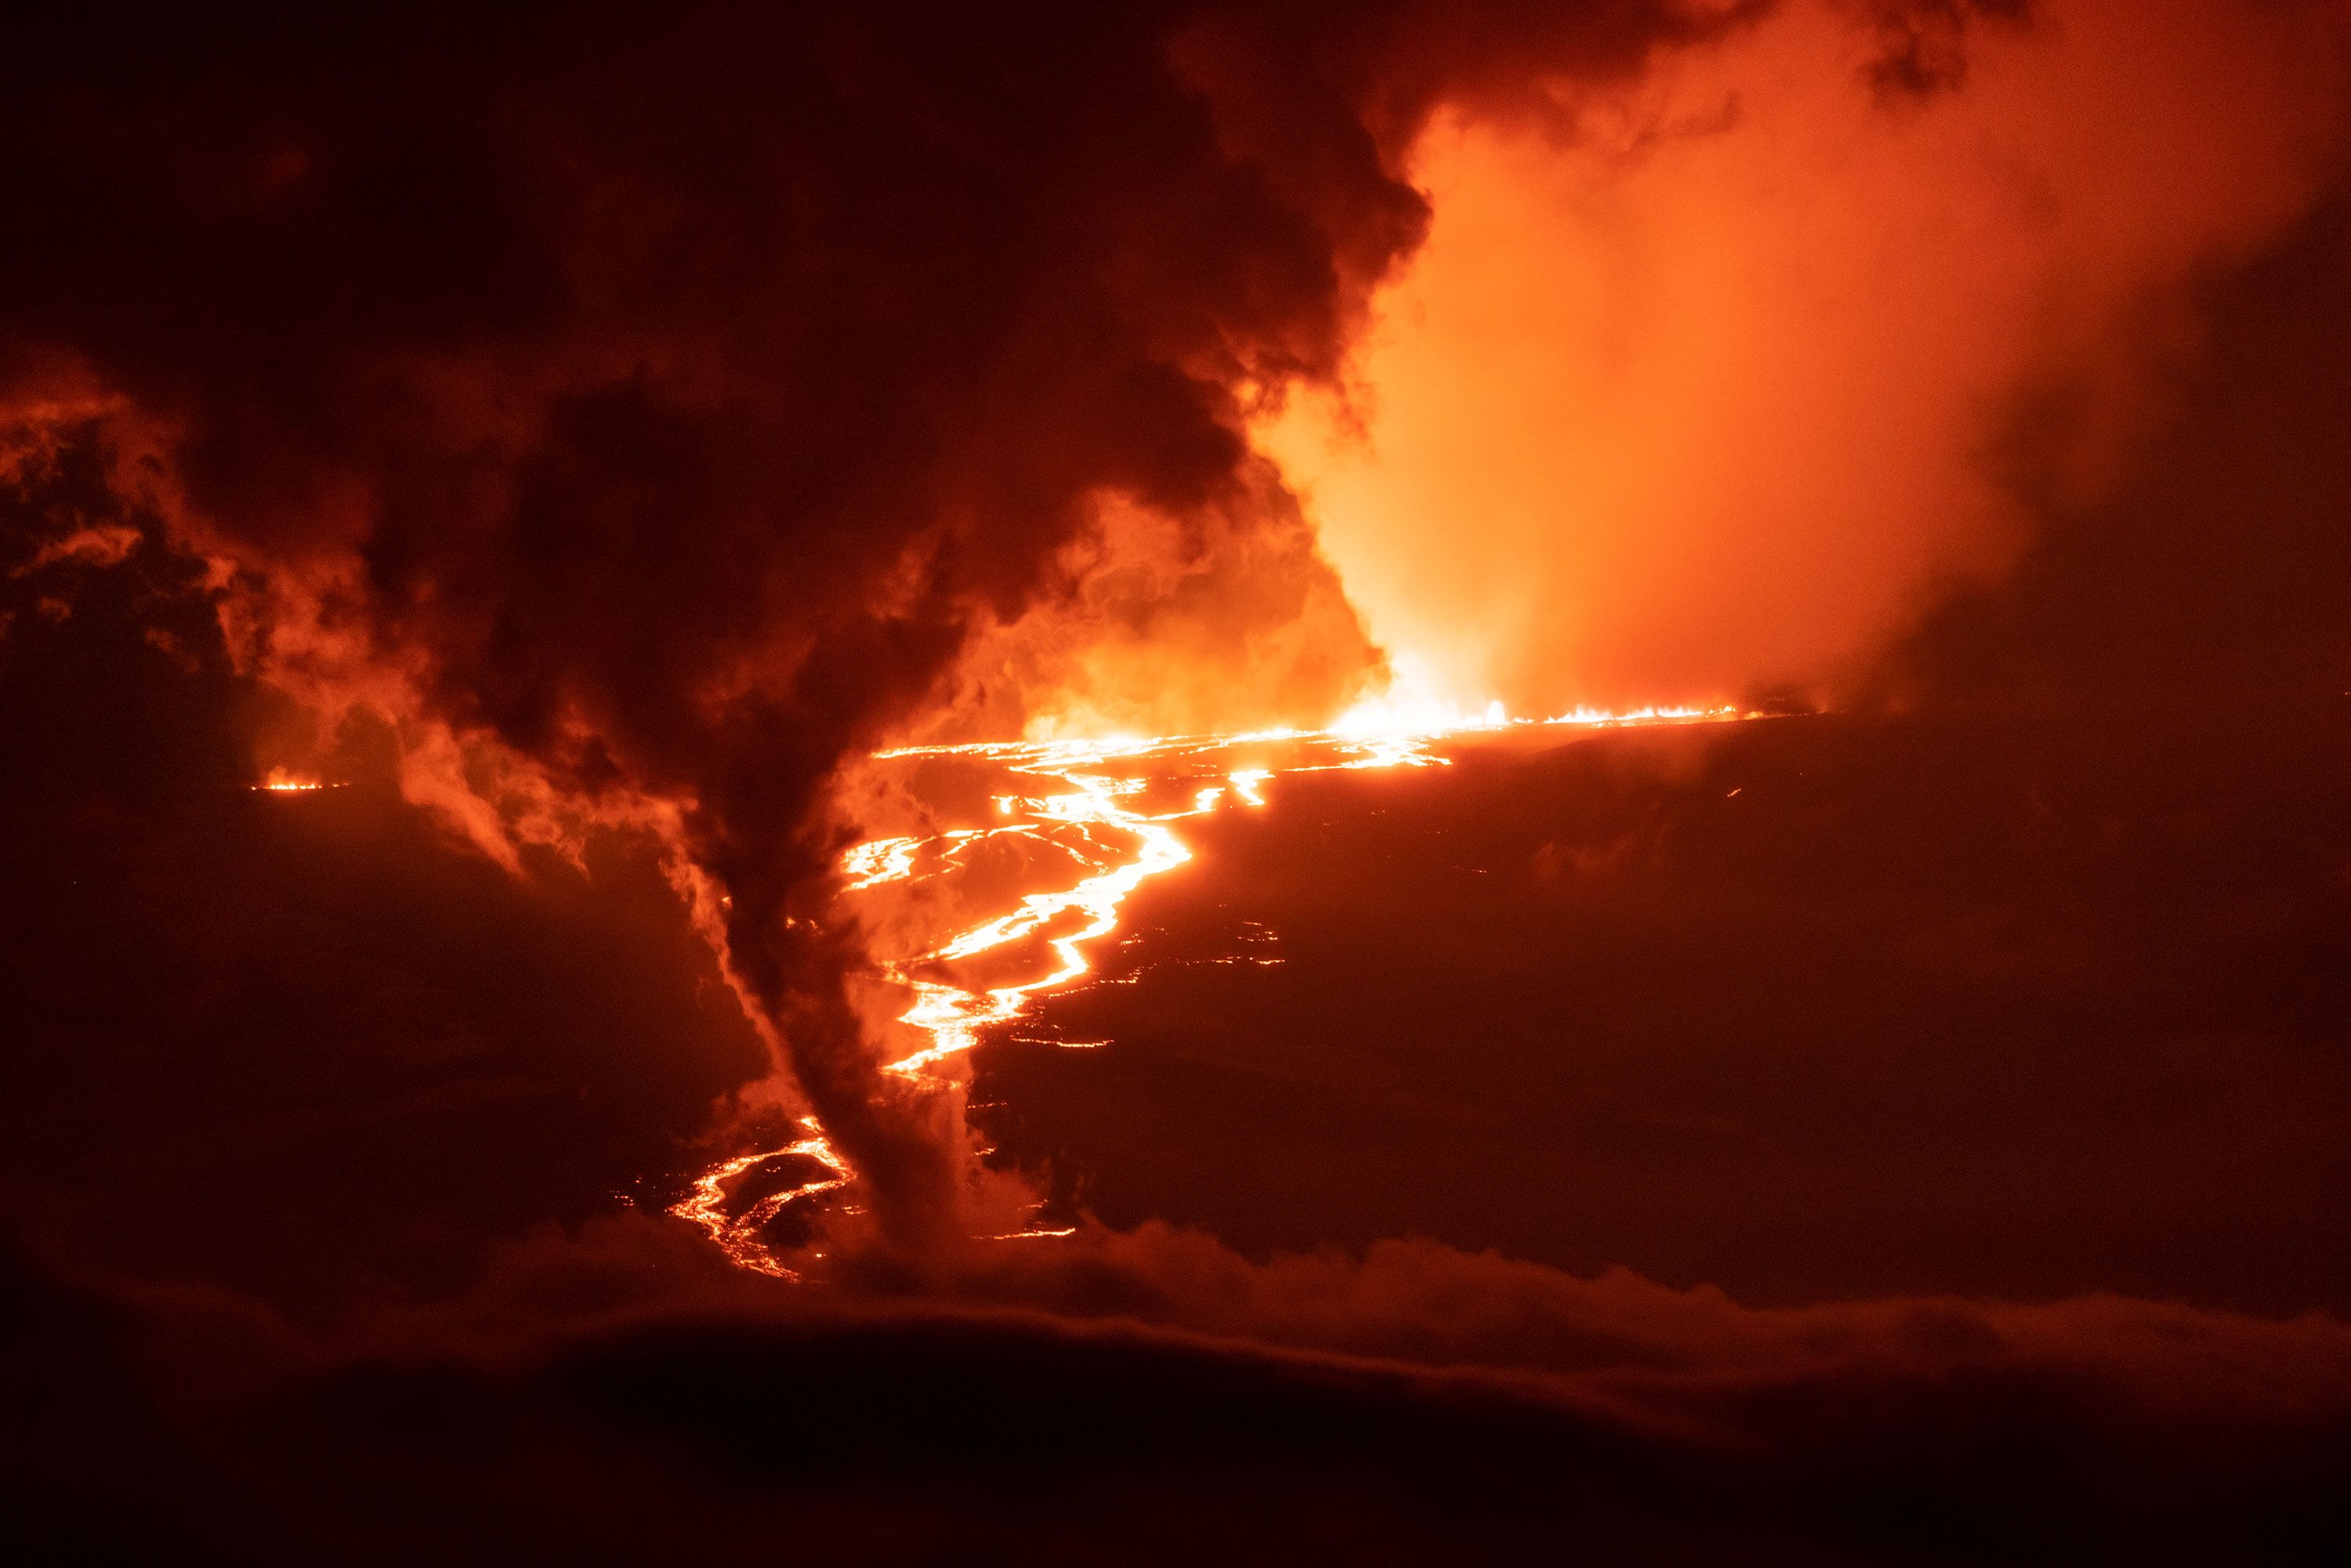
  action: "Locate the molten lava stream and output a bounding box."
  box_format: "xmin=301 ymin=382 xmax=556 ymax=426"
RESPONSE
xmin=674 ymin=702 xmax=1744 ymax=1270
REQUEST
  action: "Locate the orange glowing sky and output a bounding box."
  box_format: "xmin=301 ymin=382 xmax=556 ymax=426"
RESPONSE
xmin=1259 ymin=0 xmax=2347 ymax=718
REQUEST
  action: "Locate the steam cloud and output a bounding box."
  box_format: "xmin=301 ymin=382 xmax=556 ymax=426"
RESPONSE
xmin=1267 ymin=0 xmax=2349 ymax=713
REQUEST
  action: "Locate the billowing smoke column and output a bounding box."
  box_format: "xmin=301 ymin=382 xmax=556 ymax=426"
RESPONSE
xmin=0 ymin=2 xmax=1763 ymax=1242
xmin=1266 ymin=0 xmax=2349 ymax=716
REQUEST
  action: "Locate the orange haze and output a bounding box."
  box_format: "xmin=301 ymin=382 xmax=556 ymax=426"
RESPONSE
xmin=1261 ymin=0 xmax=2349 ymax=716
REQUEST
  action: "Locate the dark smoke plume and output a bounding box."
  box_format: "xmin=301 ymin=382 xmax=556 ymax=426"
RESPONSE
xmin=0 ymin=1 xmax=1753 ymax=1237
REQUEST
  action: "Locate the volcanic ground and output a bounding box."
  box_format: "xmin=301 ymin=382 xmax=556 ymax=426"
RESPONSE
xmin=969 ymin=702 xmax=2351 ymax=1314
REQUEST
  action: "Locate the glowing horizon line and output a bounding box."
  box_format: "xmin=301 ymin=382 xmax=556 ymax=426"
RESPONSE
xmin=873 ymin=699 xmax=1744 ymax=762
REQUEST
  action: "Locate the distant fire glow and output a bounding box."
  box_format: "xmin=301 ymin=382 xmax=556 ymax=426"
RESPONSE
xmin=675 ymin=697 xmax=1743 ymax=1269
xmin=252 ymin=766 xmax=338 ymax=793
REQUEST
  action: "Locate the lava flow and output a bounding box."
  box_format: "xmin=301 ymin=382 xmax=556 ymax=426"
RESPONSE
xmin=674 ymin=701 xmax=1741 ymax=1270
xmin=252 ymin=766 xmax=341 ymax=792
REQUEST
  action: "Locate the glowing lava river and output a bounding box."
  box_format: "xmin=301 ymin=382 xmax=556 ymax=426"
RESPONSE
xmin=675 ymin=702 xmax=1742 ymax=1275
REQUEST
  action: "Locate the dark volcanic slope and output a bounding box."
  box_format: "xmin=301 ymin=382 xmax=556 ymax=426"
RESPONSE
xmin=973 ymin=703 xmax=2351 ymax=1313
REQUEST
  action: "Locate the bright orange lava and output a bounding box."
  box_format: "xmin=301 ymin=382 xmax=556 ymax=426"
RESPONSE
xmin=674 ymin=701 xmax=1742 ymax=1269
xmin=252 ymin=766 xmax=340 ymax=792
xmin=671 ymin=1119 xmax=853 ymax=1280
